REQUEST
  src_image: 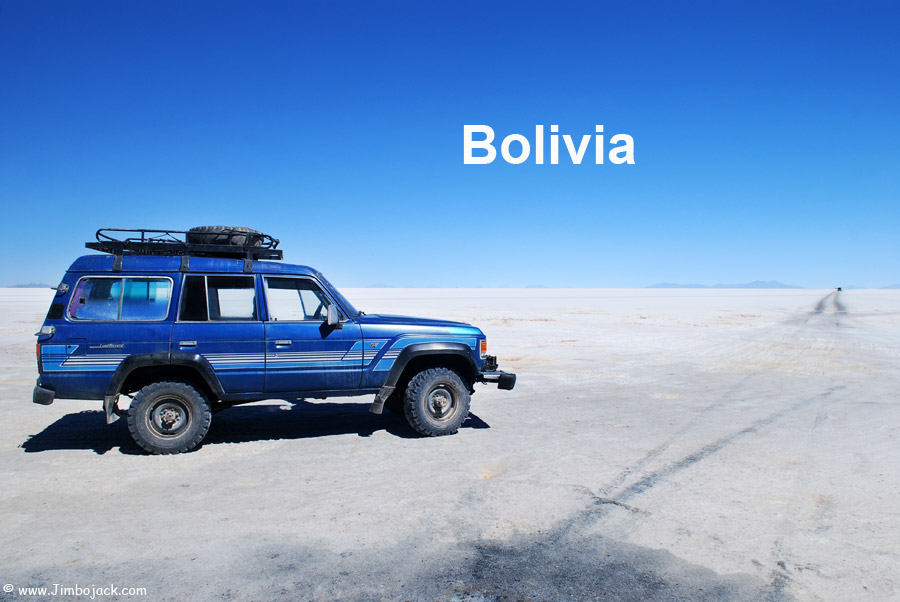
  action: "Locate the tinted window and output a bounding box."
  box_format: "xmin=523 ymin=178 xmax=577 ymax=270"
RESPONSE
xmin=179 ymin=275 xmax=208 ymax=321
xmin=68 ymin=277 xmax=171 ymax=321
xmin=179 ymin=275 xmax=257 ymax=321
xmin=120 ymin=279 xmax=172 ymax=321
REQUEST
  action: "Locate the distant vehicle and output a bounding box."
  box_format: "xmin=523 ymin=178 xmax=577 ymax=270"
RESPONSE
xmin=33 ymin=227 xmax=515 ymax=454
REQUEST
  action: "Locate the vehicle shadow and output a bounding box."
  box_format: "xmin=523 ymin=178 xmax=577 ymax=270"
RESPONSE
xmin=20 ymin=400 xmax=491 ymax=455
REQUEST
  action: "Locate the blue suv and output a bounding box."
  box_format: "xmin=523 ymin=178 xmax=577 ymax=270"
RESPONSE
xmin=33 ymin=227 xmax=515 ymax=454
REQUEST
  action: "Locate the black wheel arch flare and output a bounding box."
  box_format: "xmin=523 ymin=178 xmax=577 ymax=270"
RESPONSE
xmin=369 ymin=341 xmax=479 ymax=414
xmin=105 ymin=353 xmax=226 ymax=399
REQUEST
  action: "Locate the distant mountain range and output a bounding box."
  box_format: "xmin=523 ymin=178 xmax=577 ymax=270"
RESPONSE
xmin=7 ymin=283 xmax=50 ymax=288
xmin=648 ymin=281 xmax=802 ymax=289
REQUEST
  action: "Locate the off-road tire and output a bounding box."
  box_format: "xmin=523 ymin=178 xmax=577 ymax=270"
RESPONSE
xmin=404 ymin=368 xmax=470 ymax=436
xmin=186 ymin=225 xmax=263 ymax=247
xmin=127 ymin=381 xmax=212 ymax=454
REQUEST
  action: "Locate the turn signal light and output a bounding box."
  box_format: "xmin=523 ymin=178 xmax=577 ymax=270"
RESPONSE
xmin=480 ymin=339 xmax=487 ymax=359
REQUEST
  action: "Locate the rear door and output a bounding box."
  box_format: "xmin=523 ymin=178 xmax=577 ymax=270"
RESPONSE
xmin=262 ymin=275 xmax=363 ymax=394
xmin=171 ymin=274 xmax=265 ymax=393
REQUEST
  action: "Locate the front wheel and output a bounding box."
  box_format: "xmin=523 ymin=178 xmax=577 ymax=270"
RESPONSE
xmin=126 ymin=382 xmax=212 ymax=454
xmin=404 ymin=368 xmax=471 ymax=436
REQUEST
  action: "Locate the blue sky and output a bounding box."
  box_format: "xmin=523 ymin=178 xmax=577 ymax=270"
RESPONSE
xmin=1 ymin=1 xmax=897 ymax=288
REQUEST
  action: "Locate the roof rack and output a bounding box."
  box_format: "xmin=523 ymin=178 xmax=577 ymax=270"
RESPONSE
xmin=86 ymin=228 xmax=283 ymax=260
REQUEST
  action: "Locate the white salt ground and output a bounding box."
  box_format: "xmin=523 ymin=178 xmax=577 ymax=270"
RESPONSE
xmin=0 ymin=288 xmax=897 ymax=601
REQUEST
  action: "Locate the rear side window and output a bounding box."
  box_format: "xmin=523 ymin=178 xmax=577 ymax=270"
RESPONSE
xmin=179 ymin=275 xmax=257 ymax=321
xmin=68 ymin=277 xmax=172 ymax=321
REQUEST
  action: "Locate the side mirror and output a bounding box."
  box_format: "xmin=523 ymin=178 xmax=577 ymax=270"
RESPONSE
xmin=326 ymin=304 xmax=342 ymax=329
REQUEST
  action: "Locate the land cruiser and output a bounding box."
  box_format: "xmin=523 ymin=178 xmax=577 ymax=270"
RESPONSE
xmin=32 ymin=227 xmax=515 ymax=454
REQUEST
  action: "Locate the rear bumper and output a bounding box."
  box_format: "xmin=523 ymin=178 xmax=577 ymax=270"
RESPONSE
xmin=33 ymin=382 xmax=55 ymax=405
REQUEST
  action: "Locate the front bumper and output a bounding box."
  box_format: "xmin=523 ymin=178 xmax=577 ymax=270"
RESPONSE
xmin=33 ymin=382 xmax=55 ymax=405
xmin=478 ymin=355 xmax=516 ymax=390
xmin=478 ymin=371 xmax=516 ymax=390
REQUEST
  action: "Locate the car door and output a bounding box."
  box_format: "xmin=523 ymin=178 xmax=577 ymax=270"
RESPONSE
xmin=262 ymin=275 xmax=363 ymax=394
xmin=171 ymin=274 xmax=265 ymax=394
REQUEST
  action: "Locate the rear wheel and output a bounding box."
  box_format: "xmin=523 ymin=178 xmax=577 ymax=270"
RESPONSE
xmin=403 ymin=368 xmax=470 ymax=436
xmin=126 ymin=381 xmax=212 ymax=454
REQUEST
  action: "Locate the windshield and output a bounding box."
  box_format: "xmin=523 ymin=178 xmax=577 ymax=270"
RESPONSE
xmin=316 ymin=272 xmax=361 ymax=317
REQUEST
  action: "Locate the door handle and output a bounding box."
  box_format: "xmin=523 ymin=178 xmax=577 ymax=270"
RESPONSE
xmin=179 ymin=340 xmax=197 ymax=348
xmin=275 ymin=340 xmax=292 ymax=347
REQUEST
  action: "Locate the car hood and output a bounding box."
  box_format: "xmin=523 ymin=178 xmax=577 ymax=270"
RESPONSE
xmin=356 ymin=314 xmax=474 ymax=329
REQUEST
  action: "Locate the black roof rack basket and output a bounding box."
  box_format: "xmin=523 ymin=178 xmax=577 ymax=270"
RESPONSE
xmin=86 ymin=228 xmax=283 ymax=260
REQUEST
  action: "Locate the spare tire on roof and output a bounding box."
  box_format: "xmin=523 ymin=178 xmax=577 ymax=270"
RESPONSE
xmin=187 ymin=226 xmax=264 ymax=247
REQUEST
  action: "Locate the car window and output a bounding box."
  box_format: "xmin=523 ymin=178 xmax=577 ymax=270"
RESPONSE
xmin=179 ymin=275 xmax=257 ymax=321
xmin=264 ymin=277 xmax=337 ymax=321
xmin=120 ymin=278 xmax=172 ymax=321
xmin=68 ymin=277 xmax=171 ymax=321
xmin=316 ymin=272 xmax=360 ymax=317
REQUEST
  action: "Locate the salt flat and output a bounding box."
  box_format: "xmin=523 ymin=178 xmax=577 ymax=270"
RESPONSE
xmin=0 ymin=288 xmax=898 ymax=601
